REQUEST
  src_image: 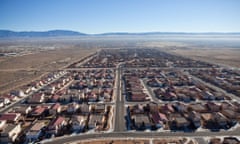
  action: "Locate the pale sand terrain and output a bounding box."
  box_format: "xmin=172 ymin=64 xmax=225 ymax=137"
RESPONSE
xmin=167 ymin=48 xmax=240 ymax=68
xmin=0 ymin=48 xmax=96 ymax=70
xmin=0 ymin=47 xmax=97 ymax=94
xmin=0 ymin=71 xmax=44 ymax=93
xmin=141 ymin=41 xmax=240 ymax=68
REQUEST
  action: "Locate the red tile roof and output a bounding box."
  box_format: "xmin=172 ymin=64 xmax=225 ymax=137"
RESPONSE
xmin=32 ymin=107 xmax=45 ymax=115
xmin=53 ymin=117 xmax=65 ymax=126
xmin=0 ymin=113 xmax=20 ymax=121
xmin=52 ymin=103 xmax=61 ymax=110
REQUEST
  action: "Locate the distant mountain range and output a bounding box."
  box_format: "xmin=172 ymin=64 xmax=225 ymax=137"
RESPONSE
xmin=0 ymin=30 xmax=87 ymax=37
xmin=0 ymin=30 xmax=240 ymax=38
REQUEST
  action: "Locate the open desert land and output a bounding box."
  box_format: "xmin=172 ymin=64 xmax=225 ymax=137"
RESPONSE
xmin=0 ymin=42 xmax=97 ymax=94
xmin=140 ymin=36 xmax=240 ymax=68
xmin=0 ymin=71 xmax=44 ymax=93
xmin=167 ymin=48 xmax=240 ymax=68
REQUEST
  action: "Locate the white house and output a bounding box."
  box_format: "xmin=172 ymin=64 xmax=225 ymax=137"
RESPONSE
xmin=0 ymin=99 xmax=4 ymax=108
xmin=0 ymin=120 xmax=6 ymax=129
xmin=47 ymin=117 xmax=67 ymax=135
xmin=67 ymin=102 xmax=79 ymax=113
xmin=26 ymin=121 xmax=47 ymax=142
xmin=49 ymin=103 xmax=62 ymax=115
xmin=71 ymin=115 xmax=87 ymax=132
xmin=0 ymin=124 xmax=21 ymax=143
xmin=0 ymin=97 xmax=11 ymax=105
xmin=13 ymin=106 xmax=32 ymax=115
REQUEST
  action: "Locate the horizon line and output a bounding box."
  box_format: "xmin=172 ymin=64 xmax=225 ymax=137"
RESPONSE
xmin=1 ymin=29 xmax=240 ymax=35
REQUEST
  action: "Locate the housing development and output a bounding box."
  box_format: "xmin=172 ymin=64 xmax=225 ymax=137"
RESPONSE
xmin=0 ymin=48 xmax=240 ymax=144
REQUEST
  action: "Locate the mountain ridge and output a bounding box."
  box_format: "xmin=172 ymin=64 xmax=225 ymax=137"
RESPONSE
xmin=0 ymin=30 xmax=87 ymax=37
xmin=0 ymin=30 xmax=240 ymax=37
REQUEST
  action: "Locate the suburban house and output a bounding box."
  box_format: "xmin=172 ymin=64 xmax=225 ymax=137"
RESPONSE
xmin=173 ymin=102 xmax=187 ymax=113
xmin=0 ymin=97 xmax=11 ymax=107
xmin=47 ymin=117 xmax=67 ymax=135
xmin=71 ymin=115 xmax=87 ymax=132
xmin=28 ymin=93 xmax=45 ymax=104
xmin=49 ymin=103 xmax=62 ymax=115
xmin=30 ymin=106 xmax=46 ymax=118
xmin=43 ymin=85 xmax=56 ymax=95
xmin=88 ymin=114 xmax=104 ymax=129
xmin=0 ymin=113 xmax=21 ymax=123
xmin=50 ymin=94 xmax=60 ymax=103
xmin=201 ymin=113 xmax=213 ymax=124
xmin=188 ymin=111 xmax=201 ymax=128
xmin=213 ymin=112 xmax=228 ymax=128
xmin=26 ymin=121 xmax=48 ymax=142
xmin=80 ymin=103 xmax=90 ymax=114
xmin=221 ymin=109 xmax=240 ymax=119
xmin=206 ymin=102 xmax=220 ymax=112
xmin=3 ymin=95 xmax=17 ymax=102
xmin=0 ymin=120 xmax=6 ymax=129
xmin=0 ymin=124 xmax=21 ymax=143
xmin=0 ymin=100 xmax=4 ymax=108
xmin=67 ymin=102 xmax=79 ymax=113
xmin=169 ymin=114 xmax=190 ymax=129
xmin=90 ymin=104 xmax=106 ymax=113
xmin=189 ymin=103 xmax=207 ymax=113
xmin=150 ymin=112 xmax=163 ymax=128
xmin=13 ymin=105 xmax=32 ymax=115
xmin=132 ymin=114 xmax=152 ymax=130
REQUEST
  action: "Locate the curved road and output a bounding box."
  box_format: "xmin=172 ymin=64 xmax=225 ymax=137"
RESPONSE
xmin=42 ymin=129 xmax=240 ymax=144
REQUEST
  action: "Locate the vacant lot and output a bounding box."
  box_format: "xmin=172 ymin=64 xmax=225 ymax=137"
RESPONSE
xmin=168 ymin=48 xmax=240 ymax=68
xmin=0 ymin=47 xmax=97 ymax=94
xmin=141 ymin=38 xmax=240 ymax=68
xmin=0 ymin=48 xmax=96 ymax=70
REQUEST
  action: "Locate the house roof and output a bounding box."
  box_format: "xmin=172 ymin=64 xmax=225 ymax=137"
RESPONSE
xmin=0 ymin=113 xmax=21 ymax=121
xmin=1 ymin=124 xmax=20 ymax=133
xmin=32 ymin=107 xmax=45 ymax=115
xmin=30 ymin=121 xmax=46 ymax=131
xmin=159 ymin=112 xmax=168 ymax=121
xmin=133 ymin=114 xmax=151 ymax=124
xmin=72 ymin=115 xmax=87 ymax=123
xmin=2 ymin=95 xmax=13 ymax=100
xmin=13 ymin=106 xmax=31 ymax=114
xmin=190 ymin=103 xmax=206 ymax=111
xmin=52 ymin=117 xmax=65 ymax=126
xmin=201 ymin=113 xmax=212 ymax=121
xmin=151 ymin=112 xmax=161 ymax=124
xmin=89 ymin=114 xmax=103 ymax=125
xmin=95 ymin=104 xmax=105 ymax=110
xmin=52 ymin=95 xmax=60 ymax=100
xmin=52 ymin=103 xmax=61 ymax=110
xmin=175 ymin=117 xmax=189 ymax=125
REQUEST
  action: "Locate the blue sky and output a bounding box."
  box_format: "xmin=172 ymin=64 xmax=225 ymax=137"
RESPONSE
xmin=0 ymin=0 xmax=239 ymax=33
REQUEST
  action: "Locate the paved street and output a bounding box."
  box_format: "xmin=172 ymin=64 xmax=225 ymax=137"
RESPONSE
xmin=114 ymin=63 xmax=125 ymax=132
xmin=43 ymin=129 xmax=240 ymax=144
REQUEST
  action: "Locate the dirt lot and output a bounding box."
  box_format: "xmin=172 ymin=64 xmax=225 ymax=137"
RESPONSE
xmin=0 ymin=48 xmax=96 ymax=70
xmin=141 ymin=39 xmax=240 ymax=68
xmin=167 ymin=48 xmax=240 ymax=68
xmin=0 ymin=47 xmax=96 ymax=94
